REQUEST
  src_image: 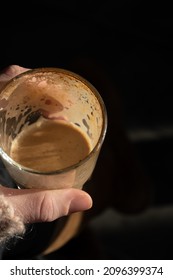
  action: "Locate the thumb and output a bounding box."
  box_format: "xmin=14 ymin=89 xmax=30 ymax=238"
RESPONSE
xmin=1 ymin=186 xmax=92 ymax=224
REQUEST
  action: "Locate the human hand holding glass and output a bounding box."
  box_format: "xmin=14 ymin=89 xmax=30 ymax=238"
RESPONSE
xmin=0 ymin=65 xmax=94 ymax=230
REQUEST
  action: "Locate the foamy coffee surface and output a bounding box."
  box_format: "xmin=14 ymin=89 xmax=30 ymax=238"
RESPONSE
xmin=10 ymin=119 xmax=91 ymax=172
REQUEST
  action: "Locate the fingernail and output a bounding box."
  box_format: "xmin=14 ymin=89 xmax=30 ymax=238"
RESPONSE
xmin=69 ymin=193 xmax=93 ymax=213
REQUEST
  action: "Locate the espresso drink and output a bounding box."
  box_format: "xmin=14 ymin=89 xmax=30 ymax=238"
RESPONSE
xmin=10 ymin=119 xmax=91 ymax=172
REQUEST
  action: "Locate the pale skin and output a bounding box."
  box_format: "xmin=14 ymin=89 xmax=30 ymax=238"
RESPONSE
xmin=0 ymin=65 xmax=92 ymax=224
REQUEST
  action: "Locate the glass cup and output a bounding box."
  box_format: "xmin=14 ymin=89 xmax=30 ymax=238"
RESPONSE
xmin=0 ymin=67 xmax=107 ymax=190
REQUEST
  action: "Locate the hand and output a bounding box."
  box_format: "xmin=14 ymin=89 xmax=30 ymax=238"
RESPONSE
xmin=0 ymin=65 xmax=92 ymax=224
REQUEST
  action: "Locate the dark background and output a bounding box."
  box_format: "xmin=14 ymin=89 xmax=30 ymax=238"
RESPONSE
xmin=1 ymin=0 xmax=173 ymax=260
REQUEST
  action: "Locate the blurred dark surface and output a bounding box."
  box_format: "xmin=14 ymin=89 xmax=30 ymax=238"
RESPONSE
xmin=1 ymin=0 xmax=173 ymax=260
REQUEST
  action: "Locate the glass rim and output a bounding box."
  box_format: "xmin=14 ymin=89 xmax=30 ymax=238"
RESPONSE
xmin=0 ymin=67 xmax=108 ymax=175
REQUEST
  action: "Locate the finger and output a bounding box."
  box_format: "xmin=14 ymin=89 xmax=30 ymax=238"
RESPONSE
xmin=0 ymin=186 xmax=93 ymax=224
xmin=0 ymin=65 xmax=30 ymax=90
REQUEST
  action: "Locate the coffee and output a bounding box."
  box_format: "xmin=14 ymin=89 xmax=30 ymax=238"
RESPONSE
xmin=10 ymin=119 xmax=91 ymax=172
xmin=0 ymin=68 xmax=106 ymax=190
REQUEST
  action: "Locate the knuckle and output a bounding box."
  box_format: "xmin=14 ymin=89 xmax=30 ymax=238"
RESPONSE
xmin=37 ymin=192 xmax=57 ymax=222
